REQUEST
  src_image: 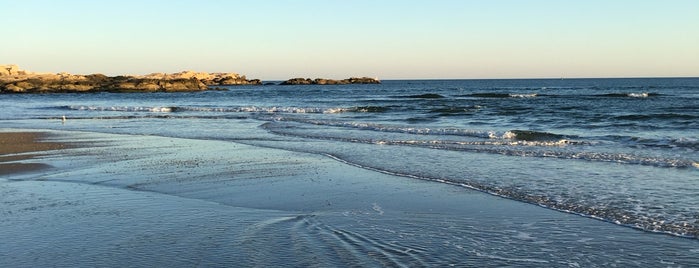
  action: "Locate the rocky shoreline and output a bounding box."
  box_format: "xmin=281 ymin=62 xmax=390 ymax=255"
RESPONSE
xmin=1 ymin=65 xmax=381 ymax=93
xmin=0 ymin=65 xmax=260 ymax=93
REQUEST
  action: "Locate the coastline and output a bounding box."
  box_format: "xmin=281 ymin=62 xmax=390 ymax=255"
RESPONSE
xmin=1 ymin=129 xmax=697 ymax=266
xmin=1 ymin=64 xmax=380 ymax=93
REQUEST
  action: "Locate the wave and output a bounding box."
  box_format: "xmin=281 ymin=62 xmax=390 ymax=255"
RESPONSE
xmin=346 ymin=106 xmax=391 ymax=113
xmin=666 ymin=137 xmax=699 ymax=151
xmin=604 ymin=135 xmax=699 ymax=151
xmin=509 ymin=93 xmax=538 ymax=98
xmin=595 ymin=93 xmax=660 ymax=98
xmin=396 ymin=93 xmax=446 ymax=99
xmin=613 ymin=113 xmax=698 ymax=121
xmin=466 ymin=93 xmax=538 ymax=98
xmin=457 ymin=92 xmax=679 ymax=99
xmin=61 ymin=105 xmax=389 ymax=114
xmin=322 ymin=154 xmax=699 ymax=239
xmin=66 ymin=105 xmax=176 ymax=112
xmin=428 ymin=106 xmax=482 ymax=115
xmin=506 ymin=130 xmax=565 ymax=141
xmin=41 ymin=115 xmax=250 ymax=120
xmin=270 ymin=119 xmax=499 ymax=139
xmin=261 ymin=121 xmax=696 ymax=169
xmin=272 ymin=118 xmax=576 ymax=142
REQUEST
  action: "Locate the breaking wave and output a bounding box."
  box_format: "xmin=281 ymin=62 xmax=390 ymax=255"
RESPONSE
xmin=61 ymin=105 xmax=389 ymax=114
xmin=595 ymin=93 xmax=660 ymax=98
xmin=260 ymin=121 xmax=696 ymax=169
xmin=466 ymin=93 xmax=538 ymax=98
xmin=66 ymin=105 xmax=176 ymax=113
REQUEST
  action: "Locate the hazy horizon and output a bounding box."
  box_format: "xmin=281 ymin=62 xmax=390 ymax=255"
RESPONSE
xmin=2 ymin=0 xmax=698 ymax=80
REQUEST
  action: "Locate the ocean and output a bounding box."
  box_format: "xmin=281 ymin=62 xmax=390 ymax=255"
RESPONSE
xmin=2 ymin=78 xmax=698 ymax=266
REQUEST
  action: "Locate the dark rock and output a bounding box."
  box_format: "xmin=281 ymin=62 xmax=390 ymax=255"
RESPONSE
xmin=280 ymin=78 xmax=314 ymax=85
xmin=347 ymin=77 xmax=381 ymax=84
xmin=280 ymin=77 xmax=380 ymax=85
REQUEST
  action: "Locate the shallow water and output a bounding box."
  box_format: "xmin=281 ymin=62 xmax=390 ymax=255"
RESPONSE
xmin=3 ymin=78 xmax=697 ymax=237
xmin=1 ymin=132 xmax=698 ymax=267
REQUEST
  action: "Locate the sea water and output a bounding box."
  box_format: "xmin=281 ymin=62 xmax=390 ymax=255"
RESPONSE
xmin=2 ymin=78 xmax=697 ymax=239
xmin=2 ymin=78 xmax=699 ymax=266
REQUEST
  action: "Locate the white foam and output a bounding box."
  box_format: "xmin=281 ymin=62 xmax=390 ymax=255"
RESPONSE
xmin=509 ymin=93 xmax=538 ymax=98
xmin=150 ymin=107 xmax=172 ymax=112
xmin=502 ymin=131 xmax=517 ymax=140
xmin=628 ymin=92 xmax=649 ymax=98
xmin=323 ymin=108 xmax=349 ymax=114
xmin=68 ymin=105 xmax=173 ymax=112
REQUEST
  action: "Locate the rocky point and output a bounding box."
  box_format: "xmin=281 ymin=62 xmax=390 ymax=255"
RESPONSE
xmin=0 ymin=65 xmax=261 ymax=93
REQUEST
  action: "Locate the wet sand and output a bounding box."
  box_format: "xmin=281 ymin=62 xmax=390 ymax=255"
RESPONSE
xmin=0 ymin=132 xmax=67 ymax=176
xmin=1 ymin=130 xmax=698 ymax=267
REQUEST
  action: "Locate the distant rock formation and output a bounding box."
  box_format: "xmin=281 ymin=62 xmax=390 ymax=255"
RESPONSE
xmin=0 ymin=65 xmax=261 ymax=93
xmin=139 ymin=71 xmax=261 ymax=86
xmin=280 ymin=77 xmax=380 ymax=85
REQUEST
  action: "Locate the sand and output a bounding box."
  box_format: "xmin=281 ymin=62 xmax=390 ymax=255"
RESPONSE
xmin=0 ymin=132 xmax=68 ymax=176
xmin=1 ymin=130 xmax=697 ymax=266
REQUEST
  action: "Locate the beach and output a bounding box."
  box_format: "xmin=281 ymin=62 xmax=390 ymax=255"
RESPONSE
xmin=1 ymin=129 xmax=697 ymax=267
xmin=4 ymin=0 xmax=698 ymax=265
xmin=0 ymin=132 xmax=69 ymax=176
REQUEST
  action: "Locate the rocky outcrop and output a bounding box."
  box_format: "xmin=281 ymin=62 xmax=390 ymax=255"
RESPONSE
xmin=0 ymin=65 xmax=261 ymax=93
xmin=280 ymin=77 xmax=380 ymax=85
xmin=139 ymin=71 xmax=261 ymax=86
xmin=281 ymin=78 xmax=314 ymax=85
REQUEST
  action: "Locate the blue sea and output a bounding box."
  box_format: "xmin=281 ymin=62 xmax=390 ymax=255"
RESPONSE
xmin=2 ymin=78 xmax=698 ymax=265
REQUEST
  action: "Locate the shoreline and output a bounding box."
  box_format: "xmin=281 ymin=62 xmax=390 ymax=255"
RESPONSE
xmin=1 ymin=129 xmax=698 ymax=266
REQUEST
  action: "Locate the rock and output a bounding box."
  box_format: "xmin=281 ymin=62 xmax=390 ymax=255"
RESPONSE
xmin=216 ymin=76 xmax=253 ymax=85
xmin=140 ymin=71 xmax=261 ymax=86
xmin=280 ymin=78 xmax=314 ymax=85
xmin=4 ymin=84 xmax=26 ymax=92
xmin=159 ymin=78 xmax=208 ymax=92
xmin=1 ymin=64 xmax=23 ymax=76
xmin=347 ymin=77 xmax=381 ymax=84
xmin=1 ymin=65 xmax=260 ymax=93
xmin=280 ymin=77 xmax=380 ymax=85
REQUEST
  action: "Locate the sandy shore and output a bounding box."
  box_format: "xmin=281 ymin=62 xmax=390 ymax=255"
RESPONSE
xmin=0 ymin=132 xmax=68 ymax=176
xmin=1 ymin=130 xmax=698 ymax=267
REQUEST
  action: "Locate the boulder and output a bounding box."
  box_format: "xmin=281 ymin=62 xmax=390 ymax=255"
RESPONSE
xmin=4 ymin=84 xmax=26 ymax=92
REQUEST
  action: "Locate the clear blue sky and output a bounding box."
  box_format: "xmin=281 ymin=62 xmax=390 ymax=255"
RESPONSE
xmin=2 ymin=0 xmax=698 ymax=79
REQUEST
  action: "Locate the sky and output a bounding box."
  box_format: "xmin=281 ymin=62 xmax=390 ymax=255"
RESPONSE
xmin=1 ymin=0 xmax=698 ymax=80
